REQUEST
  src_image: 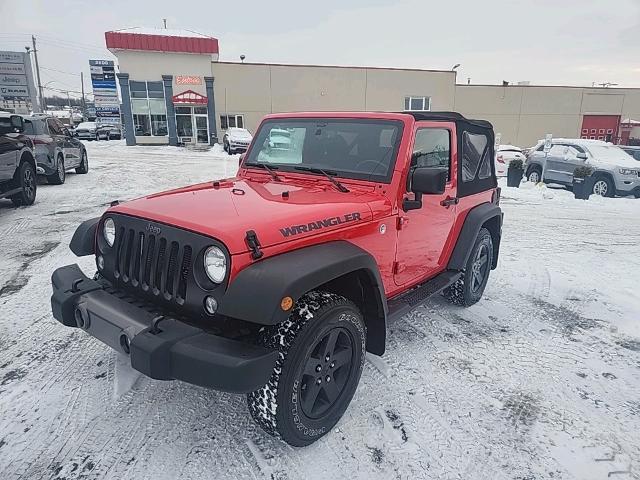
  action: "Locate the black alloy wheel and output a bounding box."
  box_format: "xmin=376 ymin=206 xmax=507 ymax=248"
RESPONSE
xmin=300 ymin=327 xmax=354 ymax=419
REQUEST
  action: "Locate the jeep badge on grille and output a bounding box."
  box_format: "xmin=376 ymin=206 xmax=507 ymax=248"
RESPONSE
xmin=146 ymin=223 xmax=161 ymax=235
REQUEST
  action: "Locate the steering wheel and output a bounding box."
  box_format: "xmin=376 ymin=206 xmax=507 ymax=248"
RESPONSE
xmin=355 ymin=159 xmax=387 ymax=174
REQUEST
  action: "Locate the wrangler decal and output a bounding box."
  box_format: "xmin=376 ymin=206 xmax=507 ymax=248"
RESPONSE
xmin=280 ymin=212 xmax=362 ymax=237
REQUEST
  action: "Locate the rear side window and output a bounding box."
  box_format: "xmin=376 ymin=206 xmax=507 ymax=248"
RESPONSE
xmin=461 ymin=132 xmax=491 ymax=182
xmin=47 ymin=118 xmax=62 ymax=135
xmin=412 ymin=128 xmax=451 ymax=180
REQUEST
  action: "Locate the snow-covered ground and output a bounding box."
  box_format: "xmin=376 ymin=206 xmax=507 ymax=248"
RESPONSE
xmin=0 ymin=141 xmax=638 ymax=480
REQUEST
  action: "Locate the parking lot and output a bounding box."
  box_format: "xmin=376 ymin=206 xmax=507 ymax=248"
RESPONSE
xmin=0 ymin=140 xmax=639 ymax=480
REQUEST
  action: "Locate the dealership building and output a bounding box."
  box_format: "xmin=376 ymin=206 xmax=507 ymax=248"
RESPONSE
xmin=105 ymin=28 xmax=640 ymax=148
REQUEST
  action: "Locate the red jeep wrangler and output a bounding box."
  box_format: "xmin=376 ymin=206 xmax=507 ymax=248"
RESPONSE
xmin=51 ymin=112 xmax=502 ymax=446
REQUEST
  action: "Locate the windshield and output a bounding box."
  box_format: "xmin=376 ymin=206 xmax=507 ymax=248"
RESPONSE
xmin=245 ymin=119 xmax=403 ymax=183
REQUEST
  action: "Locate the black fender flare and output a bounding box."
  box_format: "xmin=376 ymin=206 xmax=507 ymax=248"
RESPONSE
xmin=447 ymin=202 xmax=502 ymax=271
xmin=70 ymin=217 xmax=100 ymax=256
xmin=218 ymin=241 xmax=388 ymax=354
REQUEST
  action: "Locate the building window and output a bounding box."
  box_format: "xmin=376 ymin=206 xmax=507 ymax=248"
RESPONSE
xmin=130 ymin=81 xmax=167 ymax=136
xmin=220 ymin=114 xmax=244 ymax=130
xmin=404 ymin=96 xmax=431 ymax=112
xmin=606 ymin=129 xmax=613 ymax=134
xmin=582 ymin=129 xmax=588 ymax=134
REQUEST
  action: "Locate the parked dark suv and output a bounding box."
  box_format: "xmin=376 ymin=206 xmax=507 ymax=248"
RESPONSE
xmin=0 ymin=113 xmax=37 ymax=206
xmin=23 ymin=115 xmax=89 ymax=184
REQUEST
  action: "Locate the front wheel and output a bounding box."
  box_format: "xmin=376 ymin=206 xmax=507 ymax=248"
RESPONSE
xmin=592 ymin=175 xmax=614 ymax=197
xmin=443 ymin=227 xmax=494 ymax=306
xmin=247 ymin=291 xmax=366 ymax=447
xmin=10 ymin=162 xmax=37 ymax=207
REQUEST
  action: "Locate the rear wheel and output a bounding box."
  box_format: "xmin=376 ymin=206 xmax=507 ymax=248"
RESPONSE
xmin=444 ymin=228 xmax=493 ymax=306
xmin=10 ymin=162 xmax=37 ymax=207
xmin=247 ymin=291 xmax=366 ymax=446
xmin=47 ymin=155 xmax=65 ymax=185
xmin=76 ymin=150 xmax=88 ymax=174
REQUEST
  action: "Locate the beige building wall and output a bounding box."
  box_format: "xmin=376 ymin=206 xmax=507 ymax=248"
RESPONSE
xmin=212 ymin=62 xmax=456 ymax=133
xmin=455 ymin=85 xmax=640 ymax=147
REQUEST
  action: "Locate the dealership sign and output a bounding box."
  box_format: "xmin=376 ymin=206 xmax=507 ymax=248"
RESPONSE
xmin=176 ymin=75 xmax=202 ymax=85
xmin=0 ymin=51 xmax=37 ymax=108
xmin=94 ymin=95 xmax=120 ymax=106
xmin=0 ymin=63 xmax=26 ymax=75
xmin=1 ymin=85 xmax=29 ymax=97
xmin=89 ymin=59 xmax=120 ymax=123
xmin=0 ymin=51 xmax=24 ymax=63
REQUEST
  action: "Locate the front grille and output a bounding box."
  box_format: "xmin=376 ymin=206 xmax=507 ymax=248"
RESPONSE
xmin=113 ymin=226 xmax=193 ymax=305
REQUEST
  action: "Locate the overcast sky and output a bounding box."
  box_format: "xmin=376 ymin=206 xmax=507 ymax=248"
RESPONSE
xmin=1 ymin=0 xmax=639 ymax=99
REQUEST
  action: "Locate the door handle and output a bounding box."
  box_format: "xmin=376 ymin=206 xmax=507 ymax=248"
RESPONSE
xmin=440 ymin=196 xmax=459 ymax=207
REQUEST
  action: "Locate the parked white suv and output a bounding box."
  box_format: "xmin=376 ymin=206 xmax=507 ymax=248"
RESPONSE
xmin=525 ymin=139 xmax=640 ymax=198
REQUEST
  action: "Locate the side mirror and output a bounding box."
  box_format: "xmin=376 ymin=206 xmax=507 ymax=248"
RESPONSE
xmin=576 ymin=152 xmax=587 ymax=160
xmin=10 ymin=115 xmax=24 ymax=133
xmin=403 ymin=167 xmax=448 ymax=211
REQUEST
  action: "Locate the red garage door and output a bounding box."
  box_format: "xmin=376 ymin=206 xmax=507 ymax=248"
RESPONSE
xmin=580 ymin=115 xmax=620 ymax=143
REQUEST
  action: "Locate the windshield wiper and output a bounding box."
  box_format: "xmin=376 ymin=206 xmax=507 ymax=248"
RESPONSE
xmin=293 ymin=166 xmax=350 ymax=193
xmin=244 ymin=162 xmax=281 ymax=181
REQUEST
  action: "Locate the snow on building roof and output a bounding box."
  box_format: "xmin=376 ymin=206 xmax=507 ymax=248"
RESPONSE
xmin=105 ymin=28 xmax=219 ymax=56
xmin=621 ymin=118 xmax=640 ymax=125
xmin=110 ymin=27 xmax=213 ymax=39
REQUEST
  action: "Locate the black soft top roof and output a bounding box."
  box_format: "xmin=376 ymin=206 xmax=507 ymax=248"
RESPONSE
xmin=400 ymin=111 xmax=493 ymax=131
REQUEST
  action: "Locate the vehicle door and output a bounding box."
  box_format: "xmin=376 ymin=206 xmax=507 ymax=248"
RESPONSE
xmin=542 ymin=144 xmax=568 ymax=183
xmin=57 ymin=120 xmax=81 ymax=167
xmin=0 ymin=133 xmax=18 ymax=181
xmin=557 ymin=144 xmax=587 ymax=183
xmin=394 ymin=121 xmax=458 ymax=286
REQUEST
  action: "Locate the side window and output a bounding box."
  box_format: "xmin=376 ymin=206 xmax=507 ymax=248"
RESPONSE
xmin=412 ymin=128 xmax=451 ymax=180
xmin=47 ymin=118 xmax=62 ymax=135
xmin=461 ymin=132 xmax=489 ymax=182
xmin=548 ymin=145 xmax=566 ymax=156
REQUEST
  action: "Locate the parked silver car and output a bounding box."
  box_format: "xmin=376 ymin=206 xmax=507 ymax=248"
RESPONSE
xmin=525 ymin=139 xmax=640 ymax=197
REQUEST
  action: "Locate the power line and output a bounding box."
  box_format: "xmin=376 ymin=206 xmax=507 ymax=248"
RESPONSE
xmin=41 ymin=66 xmax=82 ymax=77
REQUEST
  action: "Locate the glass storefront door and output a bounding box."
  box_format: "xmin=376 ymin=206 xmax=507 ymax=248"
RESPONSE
xmin=195 ymin=115 xmax=209 ymax=144
xmin=175 ymin=106 xmax=209 ymax=145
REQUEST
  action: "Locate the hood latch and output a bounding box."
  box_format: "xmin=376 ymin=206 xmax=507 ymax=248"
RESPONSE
xmin=245 ymin=230 xmax=264 ymax=260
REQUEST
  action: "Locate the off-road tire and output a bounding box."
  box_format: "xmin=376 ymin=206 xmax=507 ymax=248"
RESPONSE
xmin=47 ymin=155 xmax=65 ymax=185
xmin=527 ymin=165 xmax=542 ymax=183
xmin=10 ymin=161 xmax=37 ymax=207
xmin=592 ymin=174 xmax=614 ymax=197
xmin=247 ymin=291 xmax=366 ymax=447
xmin=76 ymin=151 xmax=88 ymax=174
xmin=444 ymin=227 xmax=493 ymax=306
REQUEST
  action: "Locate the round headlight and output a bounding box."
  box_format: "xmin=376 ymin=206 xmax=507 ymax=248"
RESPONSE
xmin=103 ymin=218 xmax=116 ymax=247
xmin=204 ymin=246 xmax=226 ymax=283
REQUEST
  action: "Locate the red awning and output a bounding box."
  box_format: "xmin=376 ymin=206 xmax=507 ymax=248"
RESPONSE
xmin=172 ymin=90 xmax=208 ymax=105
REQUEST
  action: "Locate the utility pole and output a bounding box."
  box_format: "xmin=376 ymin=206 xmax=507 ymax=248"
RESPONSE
xmin=31 ymin=35 xmax=44 ymax=111
xmin=80 ymin=71 xmax=86 ymax=111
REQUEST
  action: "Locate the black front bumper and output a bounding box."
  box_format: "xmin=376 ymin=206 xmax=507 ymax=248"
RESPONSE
xmin=51 ymin=264 xmax=277 ymax=393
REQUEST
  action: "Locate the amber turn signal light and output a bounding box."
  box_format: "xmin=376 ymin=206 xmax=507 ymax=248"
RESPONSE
xmin=280 ymin=296 xmax=294 ymax=311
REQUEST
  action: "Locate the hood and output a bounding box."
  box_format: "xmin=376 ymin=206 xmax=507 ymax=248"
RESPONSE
xmin=228 ymin=130 xmax=252 ymax=141
xmin=109 ymin=176 xmax=388 ymax=254
xmin=586 ymin=145 xmax=640 ymax=168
